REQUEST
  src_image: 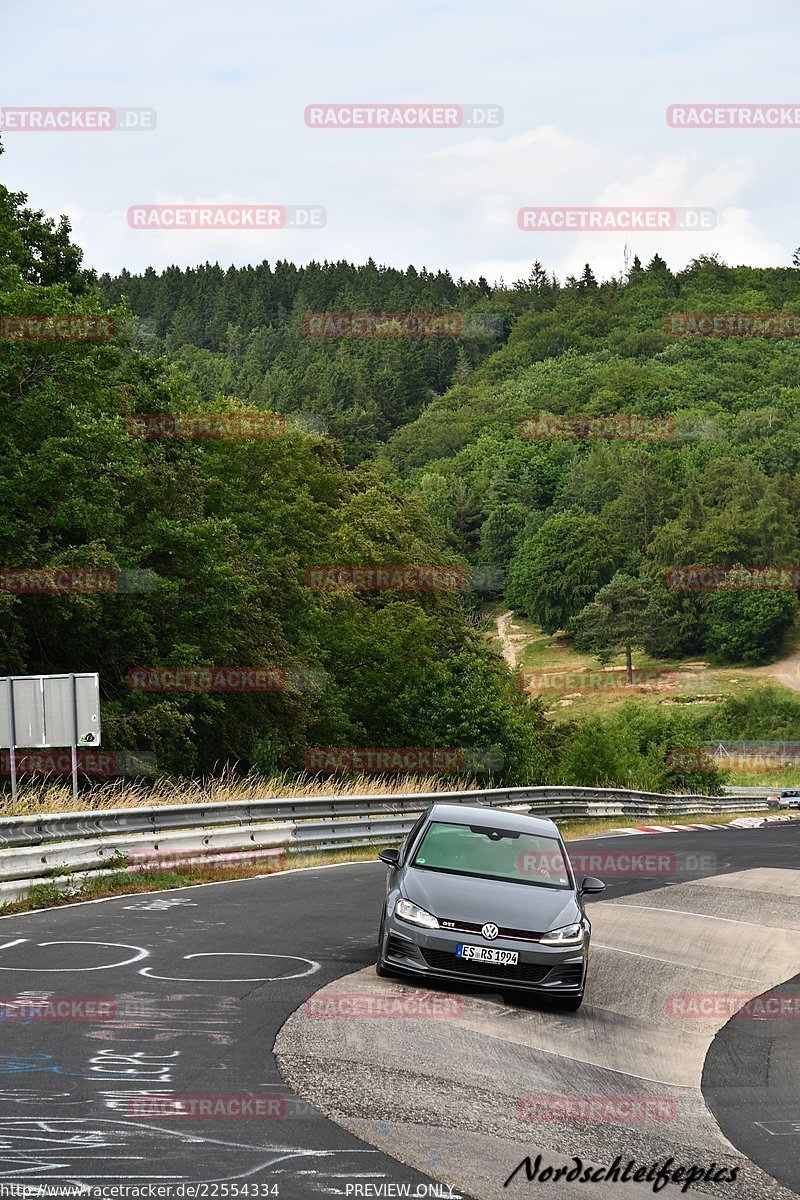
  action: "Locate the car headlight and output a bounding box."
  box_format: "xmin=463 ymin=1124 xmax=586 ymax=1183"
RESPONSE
xmin=395 ymin=898 xmax=439 ymax=929
xmin=539 ymin=922 xmax=584 ymax=946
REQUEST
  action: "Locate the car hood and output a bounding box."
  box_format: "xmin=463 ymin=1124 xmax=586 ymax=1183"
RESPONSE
xmin=402 ymin=866 xmax=580 ymax=931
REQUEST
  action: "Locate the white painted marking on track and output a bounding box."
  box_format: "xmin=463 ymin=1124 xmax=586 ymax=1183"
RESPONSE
xmin=585 ymin=829 xmax=642 ymax=838
xmin=0 ymin=941 xmax=149 ymax=972
xmin=139 ymin=953 xmax=320 ymax=982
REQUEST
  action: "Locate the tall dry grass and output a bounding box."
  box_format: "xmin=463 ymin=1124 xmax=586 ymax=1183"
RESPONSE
xmin=0 ymin=769 xmax=486 ymax=818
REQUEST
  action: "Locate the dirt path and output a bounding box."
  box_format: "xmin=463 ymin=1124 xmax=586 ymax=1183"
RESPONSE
xmin=760 ymin=648 xmax=800 ymax=692
xmin=495 ymin=610 xmax=530 ymax=669
xmin=493 ymin=610 xmax=800 ymax=698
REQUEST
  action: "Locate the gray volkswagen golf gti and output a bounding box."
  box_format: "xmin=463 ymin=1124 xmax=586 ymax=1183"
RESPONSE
xmin=376 ymin=802 xmax=605 ymax=1010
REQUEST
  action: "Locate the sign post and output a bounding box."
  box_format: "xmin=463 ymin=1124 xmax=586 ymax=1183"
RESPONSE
xmin=70 ymin=672 xmax=79 ymax=800
xmin=4 ymin=677 xmax=17 ymax=802
xmin=0 ymin=673 xmax=101 ymax=800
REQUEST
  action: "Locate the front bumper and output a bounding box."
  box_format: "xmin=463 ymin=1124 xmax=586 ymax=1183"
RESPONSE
xmin=382 ymin=912 xmax=587 ymax=995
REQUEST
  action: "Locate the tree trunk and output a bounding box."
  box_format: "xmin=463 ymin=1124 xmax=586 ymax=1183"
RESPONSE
xmin=625 ymin=644 xmax=633 ymax=686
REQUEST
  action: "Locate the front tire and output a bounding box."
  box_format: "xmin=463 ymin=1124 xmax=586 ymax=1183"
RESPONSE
xmin=376 ymin=912 xmax=392 ymax=977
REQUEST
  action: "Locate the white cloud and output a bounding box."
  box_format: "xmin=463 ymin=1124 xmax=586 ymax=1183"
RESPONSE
xmin=387 ymin=130 xmax=788 ymax=281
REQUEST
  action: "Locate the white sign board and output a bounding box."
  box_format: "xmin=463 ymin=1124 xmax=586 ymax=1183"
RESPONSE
xmin=0 ymin=673 xmax=100 ymax=748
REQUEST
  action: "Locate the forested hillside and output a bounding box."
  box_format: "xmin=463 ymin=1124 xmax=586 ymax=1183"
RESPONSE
xmin=104 ymin=252 xmax=800 ymax=669
xmin=98 ymin=259 xmax=505 ymax=463
xmin=0 ymin=146 xmax=545 ymax=782
xmin=384 ymin=257 xmax=800 ymax=666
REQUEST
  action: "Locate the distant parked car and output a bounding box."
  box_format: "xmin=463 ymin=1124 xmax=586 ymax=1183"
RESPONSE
xmin=777 ymin=789 xmax=800 ymax=809
xmin=375 ymin=802 xmax=605 ymax=1011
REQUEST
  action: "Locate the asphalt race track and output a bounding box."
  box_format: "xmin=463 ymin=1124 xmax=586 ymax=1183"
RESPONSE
xmin=0 ymin=825 xmax=798 ymax=1198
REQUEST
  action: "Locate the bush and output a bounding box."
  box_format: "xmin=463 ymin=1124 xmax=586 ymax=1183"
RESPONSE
xmin=703 ymin=590 xmax=798 ymax=665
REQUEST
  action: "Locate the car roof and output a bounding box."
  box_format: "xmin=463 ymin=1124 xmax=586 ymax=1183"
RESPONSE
xmin=424 ymin=802 xmax=560 ymax=837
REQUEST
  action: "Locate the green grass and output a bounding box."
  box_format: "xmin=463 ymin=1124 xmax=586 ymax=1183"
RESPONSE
xmin=721 ymin=767 xmax=800 ymax=787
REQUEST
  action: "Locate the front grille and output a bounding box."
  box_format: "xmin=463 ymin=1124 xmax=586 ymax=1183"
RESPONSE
xmin=420 ymin=948 xmax=551 ymax=983
xmin=438 ymin=918 xmax=545 ymax=942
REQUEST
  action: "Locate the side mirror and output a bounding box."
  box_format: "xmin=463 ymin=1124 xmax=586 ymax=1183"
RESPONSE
xmin=378 ymin=848 xmax=401 ymax=867
xmin=581 ymin=876 xmax=605 ymax=895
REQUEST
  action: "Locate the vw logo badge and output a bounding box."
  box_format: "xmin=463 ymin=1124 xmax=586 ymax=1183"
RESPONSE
xmin=481 ymin=922 xmax=499 ymax=940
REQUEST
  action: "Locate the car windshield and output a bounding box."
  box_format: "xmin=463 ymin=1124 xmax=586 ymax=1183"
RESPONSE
xmin=411 ymin=821 xmax=572 ymax=888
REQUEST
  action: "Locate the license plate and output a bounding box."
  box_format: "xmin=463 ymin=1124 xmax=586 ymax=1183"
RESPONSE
xmin=456 ymin=944 xmax=519 ymax=966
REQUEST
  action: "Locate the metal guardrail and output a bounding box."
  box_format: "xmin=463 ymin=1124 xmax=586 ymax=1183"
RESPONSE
xmin=0 ymin=785 xmax=767 ymax=904
xmin=0 ymin=822 xmax=294 ymax=884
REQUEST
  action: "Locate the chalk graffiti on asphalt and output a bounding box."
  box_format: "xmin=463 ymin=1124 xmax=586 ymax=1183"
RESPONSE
xmin=0 ymin=1117 xmax=360 ymax=1182
xmin=85 ymin=992 xmax=238 ymax=1044
xmin=0 ymin=1054 xmax=135 ymax=1081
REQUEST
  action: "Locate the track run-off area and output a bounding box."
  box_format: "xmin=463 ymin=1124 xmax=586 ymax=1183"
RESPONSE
xmin=0 ymin=825 xmax=798 ymax=1199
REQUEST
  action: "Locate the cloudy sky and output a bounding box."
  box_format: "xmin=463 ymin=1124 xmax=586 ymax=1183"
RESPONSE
xmin=1 ymin=0 xmax=797 ymax=283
